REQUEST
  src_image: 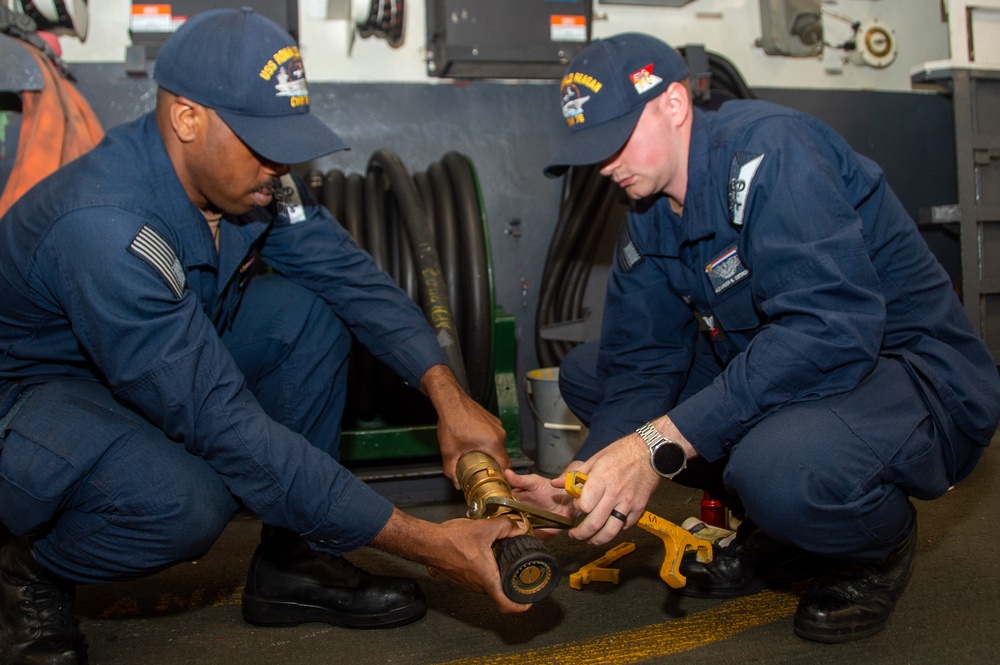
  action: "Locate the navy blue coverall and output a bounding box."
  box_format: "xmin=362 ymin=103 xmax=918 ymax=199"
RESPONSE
xmin=0 ymin=113 xmax=448 ymax=583
xmin=560 ymin=100 xmax=1000 ymax=561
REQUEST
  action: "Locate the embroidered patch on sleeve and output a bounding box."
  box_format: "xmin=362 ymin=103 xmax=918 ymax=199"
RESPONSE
xmin=128 ymin=225 xmax=186 ymax=298
xmin=705 ymin=244 xmax=749 ymax=295
xmin=616 ymin=221 xmax=644 ymax=273
xmin=276 ymin=174 xmax=307 ymax=224
xmin=727 ymin=152 xmax=764 ymax=228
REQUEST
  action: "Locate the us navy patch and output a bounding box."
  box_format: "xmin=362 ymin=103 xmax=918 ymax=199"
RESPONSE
xmin=705 ymin=244 xmax=749 ymax=295
xmin=617 ymin=222 xmax=643 ymax=272
xmin=129 ymin=225 xmax=186 ymax=298
xmin=728 ymin=152 xmax=764 ymax=228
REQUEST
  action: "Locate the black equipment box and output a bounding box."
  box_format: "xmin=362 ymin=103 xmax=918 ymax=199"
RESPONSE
xmin=426 ymin=0 xmax=592 ymax=79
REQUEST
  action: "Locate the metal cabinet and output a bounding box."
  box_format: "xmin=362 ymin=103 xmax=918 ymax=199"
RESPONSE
xmin=913 ymin=67 xmax=1000 ymax=363
xmin=913 ymin=0 xmax=1000 ymax=364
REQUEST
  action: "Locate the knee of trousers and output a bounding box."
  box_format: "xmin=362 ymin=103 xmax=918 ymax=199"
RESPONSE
xmin=557 ymin=341 xmax=601 ymax=425
xmin=724 ymin=440 xmax=906 ymax=559
xmin=154 ymin=481 xmax=239 ymax=562
xmin=32 ymin=475 xmax=239 ymax=584
xmin=232 ymin=274 xmax=352 ymax=367
xmin=722 ymin=431 xmax=848 ymax=545
xmin=285 ymin=290 xmax=352 ymax=367
xmin=223 ymin=277 xmax=352 ymax=419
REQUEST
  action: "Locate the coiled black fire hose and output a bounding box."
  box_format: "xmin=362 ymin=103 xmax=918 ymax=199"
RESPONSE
xmin=366 ymin=149 xmax=470 ymax=394
xmin=535 ymin=165 xmax=625 ymax=368
xmin=307 ymin=149 xmax=495 ymax=428
xmin=440 ymin=152 xmax=493 ymax=408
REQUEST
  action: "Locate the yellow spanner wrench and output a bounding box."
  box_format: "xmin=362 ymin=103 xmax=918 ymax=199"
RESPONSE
xmin=565 ymin=471 xmax=713 ymax=589
xmin=569 ymin=542 xmax=636 ymax=589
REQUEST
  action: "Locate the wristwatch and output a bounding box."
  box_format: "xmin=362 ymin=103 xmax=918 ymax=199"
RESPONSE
xmin=636 ymin=422 xmax=687 ymax=479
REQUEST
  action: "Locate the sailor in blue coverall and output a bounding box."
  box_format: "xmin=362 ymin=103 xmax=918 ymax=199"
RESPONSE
xmin=508 ymin=33 xmax=1000 ymax=644
xmin=0 ymin=10 xmax=525 ymax=665
xmin=0 ymin=112 xmax=447 ymax=576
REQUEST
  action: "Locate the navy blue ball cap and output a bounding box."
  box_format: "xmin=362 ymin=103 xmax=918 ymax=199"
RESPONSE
xmin=154 ymin=8 xmax=348 ymax=165
xmin=544 ymin=33 xmax=689 ymax=178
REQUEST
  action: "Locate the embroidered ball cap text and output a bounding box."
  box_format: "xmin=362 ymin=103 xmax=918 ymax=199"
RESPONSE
xmin=544 ymin=33 xmax=689 ymax=178
xmin=153 ymin=7 xmax=347 ymax=165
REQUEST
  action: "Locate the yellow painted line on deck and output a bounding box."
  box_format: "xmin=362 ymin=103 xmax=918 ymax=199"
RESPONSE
xmin=435 ymin=589 xmax=800 ymax=665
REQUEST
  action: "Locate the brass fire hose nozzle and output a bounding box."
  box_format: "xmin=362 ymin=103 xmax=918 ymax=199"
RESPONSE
xmin=457 ymin=450 xmax=517 ymax=521
xmin=456 ymin=451 xmax=569 ymax=603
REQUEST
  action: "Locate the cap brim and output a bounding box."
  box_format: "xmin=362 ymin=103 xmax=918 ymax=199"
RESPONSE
xmin=543 ymin=105 xmax=644 ymax=178
xmin=217 ymin=109 xmax=349 ymax=165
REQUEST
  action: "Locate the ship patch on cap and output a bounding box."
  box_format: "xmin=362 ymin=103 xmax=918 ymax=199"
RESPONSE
xmin=561 ymin=72 xmax=604 ymax=127
xmin=258 ymin=45 xmax=310 ymax=109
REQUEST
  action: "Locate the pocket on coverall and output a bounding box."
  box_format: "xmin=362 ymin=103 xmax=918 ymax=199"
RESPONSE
xmin=0 ymin=381 xmax=145 ymax=537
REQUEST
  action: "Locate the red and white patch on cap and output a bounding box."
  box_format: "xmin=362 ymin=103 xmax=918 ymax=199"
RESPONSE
xmin=630 ymin=64 xmax=663 ymax=95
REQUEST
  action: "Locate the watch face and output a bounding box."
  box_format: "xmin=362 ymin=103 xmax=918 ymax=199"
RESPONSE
xmin=652 ymin=442 xmax=686 ymax=476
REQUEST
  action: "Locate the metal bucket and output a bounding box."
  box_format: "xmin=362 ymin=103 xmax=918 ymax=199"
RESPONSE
xmin=525 ymin=367 xmax=587 ymax=475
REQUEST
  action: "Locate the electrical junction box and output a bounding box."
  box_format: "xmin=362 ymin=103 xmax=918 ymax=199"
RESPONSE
xmin=426 ymin=0 xmax=591 ymax=79
xmin=128 ymin=1 xmax=298 ymax=59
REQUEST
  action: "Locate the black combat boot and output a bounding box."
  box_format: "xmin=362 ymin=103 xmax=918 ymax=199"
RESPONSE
xmin=0 ymin=539 xmax=87 ymax=665
xmin=241 ymin=526 xmax=426 ymax=629
xmin=676 ymin=519 xmax=829 ymax=598
xmin=794 ymin=508 xmax=917 ymax=643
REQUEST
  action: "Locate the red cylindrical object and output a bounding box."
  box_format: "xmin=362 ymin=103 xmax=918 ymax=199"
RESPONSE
xmin=700 ymin=492 xmax=727 ymax=528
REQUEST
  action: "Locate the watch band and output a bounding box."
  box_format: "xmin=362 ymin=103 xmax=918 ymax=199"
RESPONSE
xmin=636 ymin=422 xmax=665 ymax=450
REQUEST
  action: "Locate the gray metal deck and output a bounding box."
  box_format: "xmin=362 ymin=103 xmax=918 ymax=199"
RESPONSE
xmin=26 ymin=433 xmax=1000 ymax=665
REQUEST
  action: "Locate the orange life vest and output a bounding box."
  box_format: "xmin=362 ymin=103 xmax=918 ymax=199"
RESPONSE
xmin=0 ymin=38 xmax=103 ymax=217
